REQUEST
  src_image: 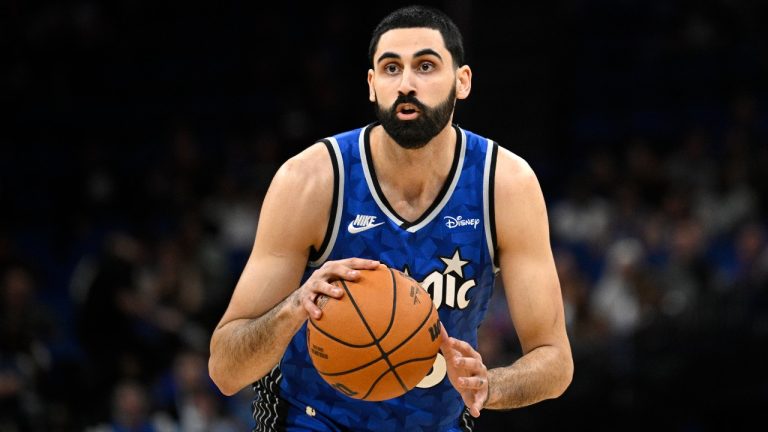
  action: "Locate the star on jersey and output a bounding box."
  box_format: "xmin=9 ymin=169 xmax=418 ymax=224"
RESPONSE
xmin=440 ymin=249 xmax=469 ymax=278
xmin=415 ymin=248 xmax=476 ymax=310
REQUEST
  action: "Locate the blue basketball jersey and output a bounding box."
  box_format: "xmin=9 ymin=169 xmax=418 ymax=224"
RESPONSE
xmin=253 ymin=123 xmax=500 ymax=432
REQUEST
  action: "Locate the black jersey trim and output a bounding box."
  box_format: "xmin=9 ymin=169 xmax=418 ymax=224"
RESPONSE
xmin=308 ymin=139 xmax=342 ymax=266
xmin=363 ymin=125 xmax=401 ymax=222
xmin=363 ymin=124 xmax=464 ymax=231
xmin=489 ymin=141 xmax=499 ymax=270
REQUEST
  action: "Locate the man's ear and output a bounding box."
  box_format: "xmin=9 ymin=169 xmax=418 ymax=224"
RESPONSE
xmin=456 ymin=65 xmax=472 ymax=100
xmin=367 ymin=69 xmax=376 ymax=102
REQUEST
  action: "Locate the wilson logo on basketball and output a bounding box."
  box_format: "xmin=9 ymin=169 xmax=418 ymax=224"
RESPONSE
xmin=427 ymin=320 xmax=440 ymax=342
xmin=311 ymin=344 xmax=328 ymax=359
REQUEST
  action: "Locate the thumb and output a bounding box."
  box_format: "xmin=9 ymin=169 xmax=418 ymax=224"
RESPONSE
xmin=439 ymin=323 xmax=454 ymax=357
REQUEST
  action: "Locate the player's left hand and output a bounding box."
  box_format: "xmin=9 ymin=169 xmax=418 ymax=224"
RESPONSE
xmin=440 ymin=324 xmax=488 ymax=417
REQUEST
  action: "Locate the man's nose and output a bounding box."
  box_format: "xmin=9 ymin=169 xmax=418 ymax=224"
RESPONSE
xmin=396 ymin=68 xmax=417 ymax=96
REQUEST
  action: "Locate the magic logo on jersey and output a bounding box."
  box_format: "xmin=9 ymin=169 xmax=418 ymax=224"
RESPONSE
xmin=405 ymin=248 xmax=476 ymax=310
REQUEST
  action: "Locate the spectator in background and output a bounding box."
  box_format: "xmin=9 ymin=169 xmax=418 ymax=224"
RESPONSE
xmin=87 ymin=380 xmax=175 ymax=432
xmin=0 ymin=264 xmax=52 ymax=431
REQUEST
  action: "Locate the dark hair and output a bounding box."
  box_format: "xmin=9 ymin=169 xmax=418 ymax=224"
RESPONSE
xmin=368 ymin=5 xmax=465 ymax=68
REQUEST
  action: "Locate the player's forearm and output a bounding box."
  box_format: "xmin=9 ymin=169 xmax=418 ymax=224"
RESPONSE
xmin=484 ymin=345 xmax=573 ymax=409
xmin=209 ymin=292 xmax=306 ymax=396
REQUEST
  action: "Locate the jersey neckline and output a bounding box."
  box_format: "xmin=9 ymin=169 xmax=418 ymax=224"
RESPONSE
xmin=359 ymin=123 xmax=466 ymax=233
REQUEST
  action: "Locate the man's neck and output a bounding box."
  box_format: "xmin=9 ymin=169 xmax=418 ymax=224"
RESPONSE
xmin=369 ymin=124 xmax=457 ymax=221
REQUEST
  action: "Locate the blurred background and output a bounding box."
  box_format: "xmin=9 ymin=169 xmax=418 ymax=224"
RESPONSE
xmin=3 ymin=0 xmax=767 ymax=430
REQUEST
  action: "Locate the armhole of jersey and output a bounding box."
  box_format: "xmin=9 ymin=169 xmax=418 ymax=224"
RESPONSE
xmin=483 ymin=140 xmax=500 ymax=273
xmin=308 ymin=139 xmax=344 ymax=267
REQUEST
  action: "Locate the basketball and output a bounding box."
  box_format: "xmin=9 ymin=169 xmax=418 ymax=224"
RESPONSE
xmin=307 ymin=264 xmax=441 ymax=401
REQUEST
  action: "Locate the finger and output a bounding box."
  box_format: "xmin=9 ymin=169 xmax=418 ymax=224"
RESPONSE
xmin=308 ymin=280 xmax=345 ymax=299
xmin=440 ymin=341 xmax=459 ymax=360
xmin=342 ymin=258 xmax=381 ymax=270
xmin=439 ymin=334 xmax=466 ymax=361
xmin=439 ymin=324 xmax=466 ymax=351
xmin=471 ymin=386 xmax=488 ymax=418
xmin=337 ymin=259 xmax=381 ymax=281
xmin=458 ymin=376 xmax=487 ymax=390
xmin=305 ymin=281 xmax=345 ymax=318
xmin=318 ymin=259 xmax=378 ymax=281
xmin=468 ymin=403 xmax=481 ymax=418
xmin=451 ymin=338 xmax=482 ymax=360
xmin=303 ymin=295 xmax=323 ymax=320
xmin=453 ymin=356 xmax=484 ymax=372
xmin=439 ymin=323 xmax=452 ymax=352
xmin=458 ymin=389 xmax=483 ymax=418
xmin=321 ymin=281 xmax=344 ymax=299
xmin=460 ymin=380 xmax=487 ymax=418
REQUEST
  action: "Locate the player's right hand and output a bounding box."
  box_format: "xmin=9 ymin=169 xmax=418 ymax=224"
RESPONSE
xmin=294 ymin=258 xmax=380 ymax=320
xmin=440 ymin=324 xmax=489 ymax=417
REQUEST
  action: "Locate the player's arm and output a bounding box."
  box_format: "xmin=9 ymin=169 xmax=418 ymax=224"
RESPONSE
xmin=440 ymin=148 xmax=573 ymax=416
xmin=208 ymin=143 xmax=379 ymax=396
xmin=484 ymin=148 xmax=574 ymax=408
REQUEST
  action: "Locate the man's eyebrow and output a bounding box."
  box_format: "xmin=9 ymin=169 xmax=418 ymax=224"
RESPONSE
xmin=413 ymin=48 xmax=442 ymax=61
xmin=376 ymin=48 xmax=443 ymax=65
xmin=376 ymin=52 xmax=401 ymax=64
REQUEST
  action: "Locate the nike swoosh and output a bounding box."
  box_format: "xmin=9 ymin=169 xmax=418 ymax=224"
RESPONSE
xmin=347 ymin=221 xmax=385 ymax=234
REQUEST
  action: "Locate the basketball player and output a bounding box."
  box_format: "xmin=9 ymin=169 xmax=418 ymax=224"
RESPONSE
xmin=209 ymin=5 xmax=573 ymax=431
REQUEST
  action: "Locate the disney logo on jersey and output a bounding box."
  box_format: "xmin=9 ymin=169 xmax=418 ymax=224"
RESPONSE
xmin=347 ymin=214 xmax=384 ymax=234
xmin=406 ymin=248 xmax=476 ymax=311
xmin=444 ymin=215 xmax=480 ymax=229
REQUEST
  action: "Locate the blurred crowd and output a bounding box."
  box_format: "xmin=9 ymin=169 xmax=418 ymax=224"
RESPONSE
xmin=3 ymin=1 xmax=767 ymax=431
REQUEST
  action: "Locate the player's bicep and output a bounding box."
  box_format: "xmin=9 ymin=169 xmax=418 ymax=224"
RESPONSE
xmin=217 ymin=144 xmax=334 ymax=327
xmin=494 ymin=151 xmax=567 ymax=354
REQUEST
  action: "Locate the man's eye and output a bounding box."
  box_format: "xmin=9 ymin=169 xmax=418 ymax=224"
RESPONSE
xmin=385 ymin=64 xmax=400 ymax=74
xmin=419 ymin=62 xmax=434 ymax=72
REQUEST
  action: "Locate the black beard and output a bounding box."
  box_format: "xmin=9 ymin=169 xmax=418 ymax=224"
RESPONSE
xmin=374 ymin=86 xmax=456 ymax=149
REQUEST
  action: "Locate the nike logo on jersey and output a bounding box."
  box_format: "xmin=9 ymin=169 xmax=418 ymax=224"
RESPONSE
xmin=347 ymin=214 xmax=384 ymax=234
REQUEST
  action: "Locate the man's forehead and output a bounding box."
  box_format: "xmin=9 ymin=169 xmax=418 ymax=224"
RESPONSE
xmin=375 ymin=27 xmax=448 ymax=59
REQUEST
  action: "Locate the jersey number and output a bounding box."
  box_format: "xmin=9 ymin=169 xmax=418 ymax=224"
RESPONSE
xmin=416 ymin=353 xmax=446 ymax=389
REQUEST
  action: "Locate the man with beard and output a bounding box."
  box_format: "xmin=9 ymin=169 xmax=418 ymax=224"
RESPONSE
xmin=209 ymin=5 xmax=573 ymax=431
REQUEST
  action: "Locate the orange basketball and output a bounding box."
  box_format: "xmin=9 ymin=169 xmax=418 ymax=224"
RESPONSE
xmin=307 ymin=264 xmax=441 ymax=401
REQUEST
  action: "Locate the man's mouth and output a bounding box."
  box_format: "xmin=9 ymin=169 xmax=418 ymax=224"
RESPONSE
xmin=396 ymin=103 xmax=420 ymax=119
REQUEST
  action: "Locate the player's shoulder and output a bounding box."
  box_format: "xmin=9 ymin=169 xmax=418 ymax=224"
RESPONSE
xmin=283 ymin=141 xmax=333 ymax=172
xmin=273 ymin=125 xmax=367 ymax=189
xmin=331 ymin=124 xmax=369 ymax=144
xmin=271 ymin=142 xmax=334 ymax=196
xmin=494 ymin=145 xmax=541 ymax=196
xmin=496 ymin=146 xmax=534 ymax=176
xmin=455 ymin=126 xmax=537 ymax=188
